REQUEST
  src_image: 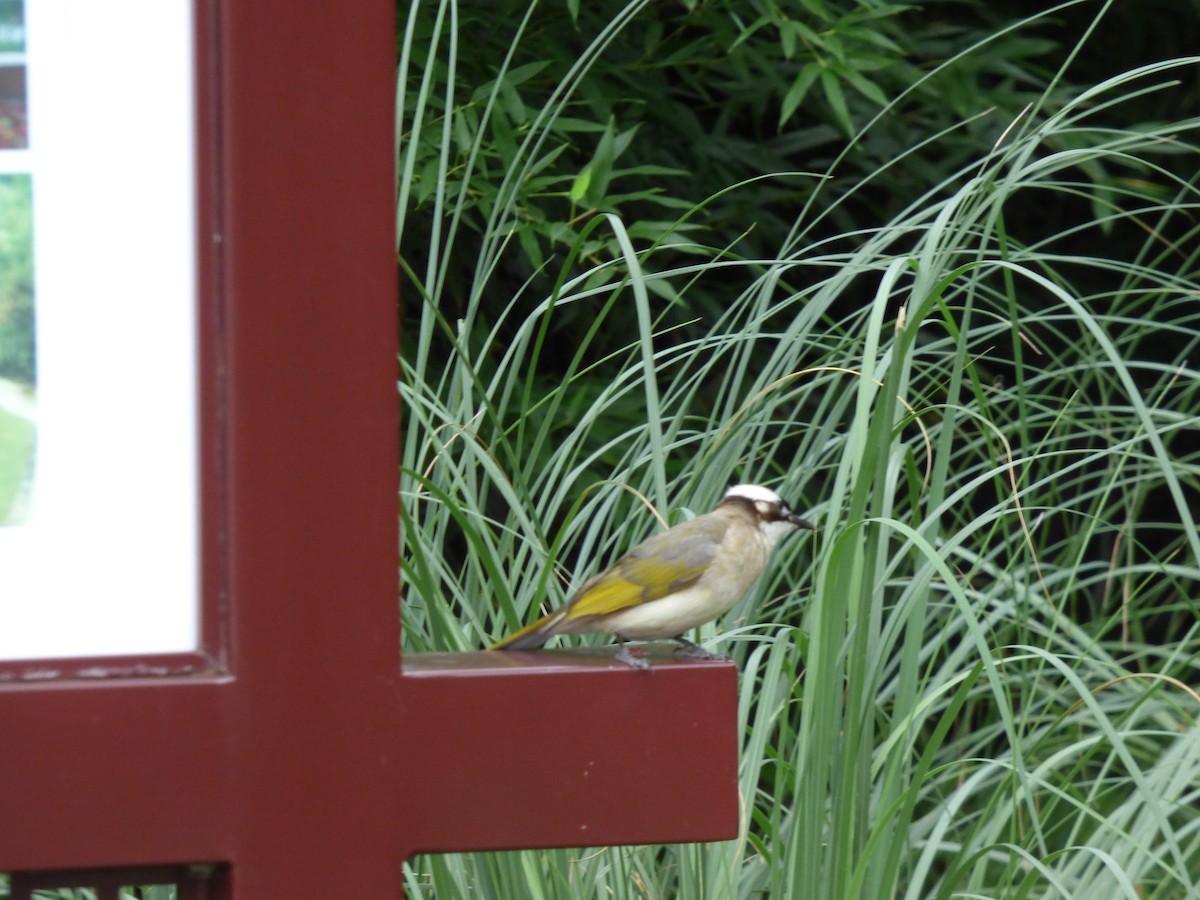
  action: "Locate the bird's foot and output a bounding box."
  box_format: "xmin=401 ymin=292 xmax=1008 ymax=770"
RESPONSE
xmin=614 ymin=643 xmax=652 ymax=670
xmin=673 ymin=637 xmax=729 ymax=662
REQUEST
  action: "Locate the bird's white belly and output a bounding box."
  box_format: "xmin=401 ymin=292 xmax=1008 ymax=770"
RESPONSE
xmin=597 ymin=584 xmax=732 ymax=640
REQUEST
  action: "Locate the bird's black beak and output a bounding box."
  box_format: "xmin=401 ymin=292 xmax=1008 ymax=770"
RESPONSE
xmin=787 ymin=510 xmax=815 ymax=530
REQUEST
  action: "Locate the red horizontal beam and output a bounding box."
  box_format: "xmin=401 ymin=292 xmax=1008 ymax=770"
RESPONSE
xmin=398 ymin=648 xmax=740 ymax=856
xmin=0 ymin=679 xmax=232 ymax=870
xmin=1 ymin=651 xmax=740 ymax=872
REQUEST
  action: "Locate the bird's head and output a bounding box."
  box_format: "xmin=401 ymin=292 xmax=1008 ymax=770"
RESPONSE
xmin=721 ymin=484 xmax=815 ymax=546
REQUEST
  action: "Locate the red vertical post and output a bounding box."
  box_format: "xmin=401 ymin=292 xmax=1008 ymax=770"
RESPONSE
xmin=213 ymin=0 xmax=403 ymax=891
xmin=0 ymin=0 xmax=407 ymax=892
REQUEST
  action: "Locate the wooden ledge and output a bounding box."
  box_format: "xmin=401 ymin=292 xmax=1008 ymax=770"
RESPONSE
xmin=403 ymin=644 xmax=734 ymax=674
xmin=397 ymin=646 xmax=740 ymax=855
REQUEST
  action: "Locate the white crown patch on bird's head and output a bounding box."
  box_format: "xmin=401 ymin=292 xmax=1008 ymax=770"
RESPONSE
xmin=723 ymin=483 xmax=785 ymax=505
xmin=722 ymin=483 xmax=815 ymax=543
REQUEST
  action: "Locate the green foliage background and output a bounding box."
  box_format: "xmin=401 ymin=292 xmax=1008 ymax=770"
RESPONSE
xmin=398 ymin=0 xmax=1200 ymax=896
xmin=0 ymin=173 xmax=34 ymax=384
xmin=399 ymin=0 xmax=1196 ymax=353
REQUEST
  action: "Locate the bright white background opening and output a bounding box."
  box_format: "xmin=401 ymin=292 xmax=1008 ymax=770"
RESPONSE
xmin=0 ymin=1 xmax=198 ymax=661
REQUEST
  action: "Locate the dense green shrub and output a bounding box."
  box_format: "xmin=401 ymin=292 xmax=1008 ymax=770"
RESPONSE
xmin=397 ymin=2 xmax=1200 ymax=896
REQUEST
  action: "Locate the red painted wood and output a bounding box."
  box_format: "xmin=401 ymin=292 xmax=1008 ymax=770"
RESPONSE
xmin=400 ymin=650 xmax=740 ymax=856
xmin=1 ymin=0 xmax=404 ymax=893
xmin=0 ymin=651 xmax=220 ymax=683
xmin=0 ymin=1 xmax=740 ymax=892
xmin=0 ymin=681 xmax=231 ymax=868
xmin=195 ymin=0 xmax=230 ymax=672
xmin=209 ymin=0 xmax=403 ymax=892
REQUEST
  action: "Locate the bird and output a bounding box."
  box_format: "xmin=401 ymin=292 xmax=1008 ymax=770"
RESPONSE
xmin=489 ymin=484 xmax=814 ymax=668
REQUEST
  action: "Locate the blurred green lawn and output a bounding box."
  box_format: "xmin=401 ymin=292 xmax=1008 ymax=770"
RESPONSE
xmin=0 ymin=402 xmax=33 ymax=525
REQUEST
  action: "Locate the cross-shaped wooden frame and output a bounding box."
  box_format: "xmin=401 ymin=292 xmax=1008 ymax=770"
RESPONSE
xmin=0 ymin=2 xmax=738 ymax=894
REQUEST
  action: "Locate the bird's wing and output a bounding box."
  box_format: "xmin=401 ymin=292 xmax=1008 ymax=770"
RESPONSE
xmin=563 ymin=515 xmax=728 ymax=620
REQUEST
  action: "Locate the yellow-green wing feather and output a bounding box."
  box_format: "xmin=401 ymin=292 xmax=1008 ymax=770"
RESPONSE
xmin=563 ymin=515 xmax=728 ymax=621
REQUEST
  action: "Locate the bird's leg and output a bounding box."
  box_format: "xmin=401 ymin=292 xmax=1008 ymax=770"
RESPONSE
xmin=672 ymin=636 xmax=728 ymax=661
xmin=614 ymin=636 xmax=652 ymax=670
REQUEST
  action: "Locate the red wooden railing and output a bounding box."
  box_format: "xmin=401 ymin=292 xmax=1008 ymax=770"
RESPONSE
xmin=0 ymin=3 xmax=738 ymax=895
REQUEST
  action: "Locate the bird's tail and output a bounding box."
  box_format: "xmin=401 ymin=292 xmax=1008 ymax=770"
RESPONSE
xmin=489 ymin=612 xmax=559 ymax=651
